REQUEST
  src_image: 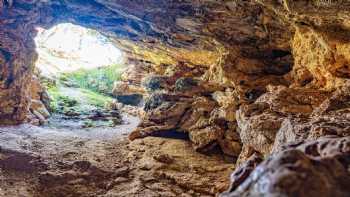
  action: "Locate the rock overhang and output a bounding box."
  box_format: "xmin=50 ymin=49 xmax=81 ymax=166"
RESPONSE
xmin=0 ymin=0 xmax=350 ymax=122
xmin=2 ymin=0 xmax=350 ymax=196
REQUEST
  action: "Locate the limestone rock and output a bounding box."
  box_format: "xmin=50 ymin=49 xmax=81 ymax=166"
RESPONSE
xmin=236 ymin=84 xmax=331 ymax=157
xmin=218 ymin=126 xmax=242 ymax=157
xmin=2 ymin=1 xmax=350 ymax=196
xmin=291 ymin=26 xmax=350 ymax=90
xmin=212 ymin=89 xmax=238 ymax=122
xmin=112 ymin=81 xmax=146 ymax=96
xmin=189 ymin=125 xmax=224 ymax=152
xmin=220 ymin=153 xmax=263 ymax=196
xmin=236 ymin=102 xmax=284 ymax=156
xmin=257 ymin=85 xmax=329 ymax=116
xmin=131 ymin=90 xmax=243 ymax=156
xmin=129 ymin=93 xmax=192 ymax=140
xmin=127 ymin=137 xmax=235 ymax=195
xmin=30 ymin=100 xmax=50 ymax=118
xmin=272 ymin=84 xmax=350 ymax=152
xmin=222 ymin=136 xmax=350 ymax=197
xmin=26 ymin=111 xmax=41 ymax=126
xmin=32 ymin=110 xmax=47 ymax=125
xmin=26 ymin=76 xmax=51 ymax=125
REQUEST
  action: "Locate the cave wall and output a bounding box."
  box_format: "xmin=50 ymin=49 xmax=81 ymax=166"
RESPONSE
xmin=0 ymin=0 xmax=291 ymax=123
xmin=2 ymin=0 xmax=350 ymax=196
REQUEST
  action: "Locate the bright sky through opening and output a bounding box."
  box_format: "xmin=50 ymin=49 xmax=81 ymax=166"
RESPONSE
xmin=35 ymin=23 xmax=123 ymax=77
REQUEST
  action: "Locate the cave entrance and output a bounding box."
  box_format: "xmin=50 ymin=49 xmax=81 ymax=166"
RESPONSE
xmin=32 ymin=23 xmax=140 ymax=130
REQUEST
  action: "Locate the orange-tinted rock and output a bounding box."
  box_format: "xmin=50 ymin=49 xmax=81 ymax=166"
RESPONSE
xmin=2 ymin=1 xmax=350 ymax=196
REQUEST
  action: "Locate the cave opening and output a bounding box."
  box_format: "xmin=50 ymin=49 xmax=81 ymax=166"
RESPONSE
xmin=32 ymin=23 xmax=140 ymax=131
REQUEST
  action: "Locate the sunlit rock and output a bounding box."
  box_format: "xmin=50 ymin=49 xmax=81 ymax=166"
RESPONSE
xmin=2 ymin=0 xmax=350 ymax=196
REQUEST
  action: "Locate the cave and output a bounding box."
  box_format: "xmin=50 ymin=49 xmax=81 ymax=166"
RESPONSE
xmin=32 ymin=23 xmax=135 ymax=129
xmin=1 ymin=1 xmax=350 ymax=197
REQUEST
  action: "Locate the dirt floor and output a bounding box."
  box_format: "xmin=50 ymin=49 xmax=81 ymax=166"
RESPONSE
xmin=0 ymin=114 xmax=234 ymax=197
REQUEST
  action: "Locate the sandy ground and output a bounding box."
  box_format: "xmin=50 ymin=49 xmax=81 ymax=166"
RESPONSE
xmin=0 ymin=114 xmax=233 ymax=197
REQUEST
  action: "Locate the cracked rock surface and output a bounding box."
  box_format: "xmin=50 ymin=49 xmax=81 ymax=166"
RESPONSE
xmin=2 ymin=0 xmax=350 ymax=196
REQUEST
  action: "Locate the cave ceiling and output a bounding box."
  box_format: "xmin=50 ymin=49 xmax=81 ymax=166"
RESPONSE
xmin=1 ymin=0 xmax=294 ymax=68
xmin=2 ymin=1 xmax=350 ymax=196
xmin=1 ymin=0 xmax=350 ymax=128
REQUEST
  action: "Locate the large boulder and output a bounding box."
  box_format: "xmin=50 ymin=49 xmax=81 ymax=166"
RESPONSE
xmin=129 ymin=93 xmax=192 ymax=140
xmin=131 ymin=91 xmax=243 ymax=157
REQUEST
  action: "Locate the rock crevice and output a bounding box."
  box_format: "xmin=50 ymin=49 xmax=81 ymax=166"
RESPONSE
xmin=1 ymin=0 xmax=350 ymax=196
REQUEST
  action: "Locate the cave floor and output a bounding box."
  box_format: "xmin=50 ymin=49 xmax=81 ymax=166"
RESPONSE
xmin=0 ymin=114 xmax=233 ymax=197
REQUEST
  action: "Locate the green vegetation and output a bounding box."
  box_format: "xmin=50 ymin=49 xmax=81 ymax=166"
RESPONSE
xmin=47 ymin=86 xmax=63 ymax=113
xmin=79 ymin=88 xmax=113 ymax=107
xmin=47 ymin=86 xmax=113 ymax=114
xmin=47 ymin=85 xmax=81 ymax=114
xmin=46 ymin=64 xmax=123 ymax=115
xmin=60 ymin=64 xmax=125 ymax=96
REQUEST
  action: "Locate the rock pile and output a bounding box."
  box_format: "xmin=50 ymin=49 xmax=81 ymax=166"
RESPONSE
xmin=1 ymin=1 xmax=350 ymax=196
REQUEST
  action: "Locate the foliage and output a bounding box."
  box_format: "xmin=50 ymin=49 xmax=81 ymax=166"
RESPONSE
xmin=60 ymin=64 xmax=124 ymax=96
xmin=46 ymin=64 xmax=124 ymax=117
xmin=47 ymin=86 xmax=62 ymax=113
xmin=47 ymin=85 xmax=113 ymax=114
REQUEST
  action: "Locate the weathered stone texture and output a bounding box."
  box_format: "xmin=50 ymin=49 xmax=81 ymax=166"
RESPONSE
xmin=2 ymin=0 xmax=350 ymax=196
